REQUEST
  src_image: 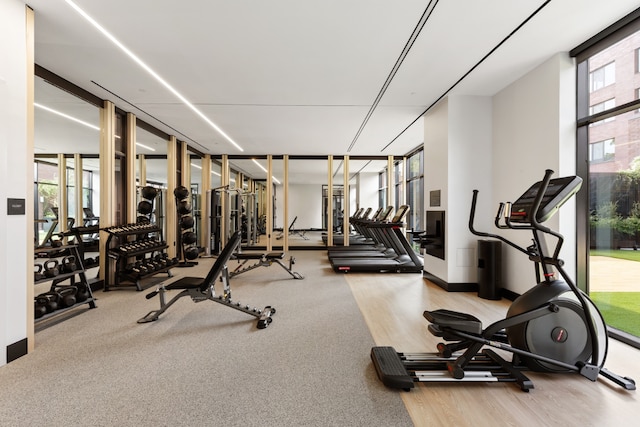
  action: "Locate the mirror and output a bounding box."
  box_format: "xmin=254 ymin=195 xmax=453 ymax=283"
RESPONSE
xmin=136 ymin=125 xmax=168 ymax=234
xmin=287 ymin=158 xmax=328 ymax=248
xmin=34 ymin=75 xmax=100 ymax=254
xmin=189 ymin=154 xmax=202 ymax=248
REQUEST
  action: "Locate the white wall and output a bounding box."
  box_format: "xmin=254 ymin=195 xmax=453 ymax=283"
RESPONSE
xmin=288 ymin=183 xmax=322 ymax=229
xmin=423 ymin=53 xmax=576 ymax=294
xmin=423 ymin=96 xmax=493 ymax=284
xmin=0 ymin=0 xmax=29 ymax=366
xmin=424 ymin=98 xmax=450 ymax=281
xmin=492 ymin=52 xmax=576 ymax=295
xmin=447 ymin=96 xmax=493 ymax=283
xmin=359 ymin=172 xmax=379 ymax=211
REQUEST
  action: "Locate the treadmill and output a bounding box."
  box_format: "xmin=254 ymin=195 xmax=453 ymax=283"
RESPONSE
xmin=324 ymin=207 xmax=377 ymax=246
xmin=330 ymin=206 xmax=423 ymax=273
xmin=327 ymin=206 xmax=407 ymax=259
xmin=327 ymin=206 xmax=394 ymax=255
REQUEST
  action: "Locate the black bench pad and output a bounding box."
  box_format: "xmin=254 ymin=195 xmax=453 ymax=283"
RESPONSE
xmin=234 ymin=252 xmax=284 ymax=260
xmin=166 ymin=277 xmax=203 ymax=290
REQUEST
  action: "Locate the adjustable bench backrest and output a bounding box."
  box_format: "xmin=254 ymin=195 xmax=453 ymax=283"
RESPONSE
xmin=288 ymin=216 xmax=298 ymax=231
xmin=200 ymin=230 xmax=241 ymax=292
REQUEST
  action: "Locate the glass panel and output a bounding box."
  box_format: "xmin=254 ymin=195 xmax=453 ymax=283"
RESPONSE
xmin=585 ymin=29 xmax=640 ymax=339
xmin=379 ymin=169 xmax=387 ymax=208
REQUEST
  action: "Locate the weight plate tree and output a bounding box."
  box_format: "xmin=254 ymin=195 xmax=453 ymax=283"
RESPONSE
xmin=175 ymin=185 xmax=199 ymax=267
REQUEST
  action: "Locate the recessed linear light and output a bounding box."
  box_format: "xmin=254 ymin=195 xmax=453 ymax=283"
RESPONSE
xmin=64 ymin=0 xmax=244 ymax=153
xmin=34 ymin=102 xmax=99 ymax=130
xmin=136 ymin=142 xmax=156 ymax=152
xmin=252 ymin=159 xmax=281 ymax=184
xmin=191 ymin=163 xmax=222 ymax=177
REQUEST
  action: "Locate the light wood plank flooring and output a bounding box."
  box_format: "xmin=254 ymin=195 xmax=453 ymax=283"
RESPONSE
xmin=346 ymin=272 xmax=639 ymax=427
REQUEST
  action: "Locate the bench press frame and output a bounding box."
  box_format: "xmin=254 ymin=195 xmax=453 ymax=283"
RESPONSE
xmin=230 ymin=252 xmax=304 ymax=280
xmin=137 ymin=231 xmax=275 ymax=328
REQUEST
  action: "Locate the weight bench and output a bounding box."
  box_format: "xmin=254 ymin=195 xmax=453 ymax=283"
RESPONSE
xmin=230 ymin=252 xmax=304 ymax=280
xmin=138 ymin=231 xmax=275 ymax=329
xmin=276 ymin=216 xmax=309 ymax=240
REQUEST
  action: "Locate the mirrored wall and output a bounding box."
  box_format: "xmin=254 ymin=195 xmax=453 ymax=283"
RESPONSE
xmin=34 ymin=75 xmax=100 ymax=250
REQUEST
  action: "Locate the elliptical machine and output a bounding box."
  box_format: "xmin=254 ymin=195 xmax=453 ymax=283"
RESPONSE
xmin=371 ymin=170 xmax=635 ymax=391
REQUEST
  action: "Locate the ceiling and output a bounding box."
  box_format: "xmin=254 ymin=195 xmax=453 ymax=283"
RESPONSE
xmin=26 ymin=1 xmax=639 ymax=166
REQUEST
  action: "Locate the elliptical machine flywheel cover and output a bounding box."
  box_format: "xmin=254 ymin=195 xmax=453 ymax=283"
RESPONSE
xmin=505 ymin=281 xmax=608 ymax=373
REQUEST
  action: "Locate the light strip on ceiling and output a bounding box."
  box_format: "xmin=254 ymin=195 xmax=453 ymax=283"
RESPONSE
xmin=34 ymin=102 xmax=99 ymax=130
xmin=64 ymin=0 xmax=244 ymax=152
xmin=136 ymin=143 xmax=156 ymax=152
xmin=191 ymin=163 xmax=221 ymax=177
xmin=252 ymin=159 xmax=281 ymax=184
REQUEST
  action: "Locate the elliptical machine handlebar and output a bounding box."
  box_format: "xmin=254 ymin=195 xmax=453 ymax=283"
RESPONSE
xmin=469 ymin=189 xmax=535 ymax=258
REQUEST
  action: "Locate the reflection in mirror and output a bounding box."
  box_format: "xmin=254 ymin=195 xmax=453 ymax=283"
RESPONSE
xmin=228 ymin=158 xmax=267 ymax=249
xmin=189 ymin=155 xmax=202 ymax=248
xmin=34 ymin=76 xmax=100 ymax=251
xmin=287 ymin=158 xmax=327 ymax=247
xmin=210 ymin=158 xmax=222 ymax=189
xmin=331 ymin=158 xmax=388 ymax=247
xmin=269 ymin=158 xmax=283 ymax=249
xmin=325 ymin=158 xmax=344 ymax=245
xmin=354 ymin=159 xmax=387 ymax=213
xmin=136 ymin=126 xmax=168 ymax=235
xmin=206 ymin=158 xmax=223 ymax=254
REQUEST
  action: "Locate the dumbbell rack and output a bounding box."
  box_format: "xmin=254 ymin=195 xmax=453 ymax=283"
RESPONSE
xmin=104 ymin=223 xmax=175 ymax=291
xmin=34 ymin=244 xmax=97 ymax=323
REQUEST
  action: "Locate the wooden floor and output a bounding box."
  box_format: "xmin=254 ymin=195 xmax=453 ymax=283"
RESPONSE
xmin=346 ymin=272 xmax=640 ymax=426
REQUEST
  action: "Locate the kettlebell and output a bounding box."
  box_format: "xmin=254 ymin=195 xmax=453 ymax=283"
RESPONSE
xmin=34 ymin=299 xmax=48 ymax=319
xmin=62 ymin=255 xmax=77 ymax=273
xmin=75 ymin=283 xmax=90 ymax=303
xmin=36 ymin=292 xmax=59 ymax=313
xmin=43 ymin=260 xmax=60 ymax=278
xmin=34 ymin=264 xmax=45 ymax=281
xmin=55 ymin=286 xmax=77 ymax=308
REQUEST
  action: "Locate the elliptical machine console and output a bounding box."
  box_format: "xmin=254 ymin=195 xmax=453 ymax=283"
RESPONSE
xmin=371 ymin=170 xmax=635 ymax=391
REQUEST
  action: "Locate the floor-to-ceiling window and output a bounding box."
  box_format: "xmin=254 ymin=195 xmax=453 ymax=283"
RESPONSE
xmin=573 ymin=9 xmax=640 ymax=346
xmin=405 ymin=148 xmax=424 ymax=232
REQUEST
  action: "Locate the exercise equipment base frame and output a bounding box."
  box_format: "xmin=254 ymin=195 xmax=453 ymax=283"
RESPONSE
xmin=230 ymin=252 xmax=304 ymax=280
xmin=138 ymin=276 xmax=275 ymax=329
xmin=371 ymin=346 xmax=534 ymax=392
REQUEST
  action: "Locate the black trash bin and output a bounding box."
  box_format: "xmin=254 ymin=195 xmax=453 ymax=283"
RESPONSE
xmin=477 ymin=239 xmax=502 ymax=300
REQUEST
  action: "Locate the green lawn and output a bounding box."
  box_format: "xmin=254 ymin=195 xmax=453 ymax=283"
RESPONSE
xmin=590 ymin=292 xmax=640 ymax=336
xmin=589 ymin=251 xmax=640 ymax=336
xmin=591 ymin=249 xmax=640 ymax=262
